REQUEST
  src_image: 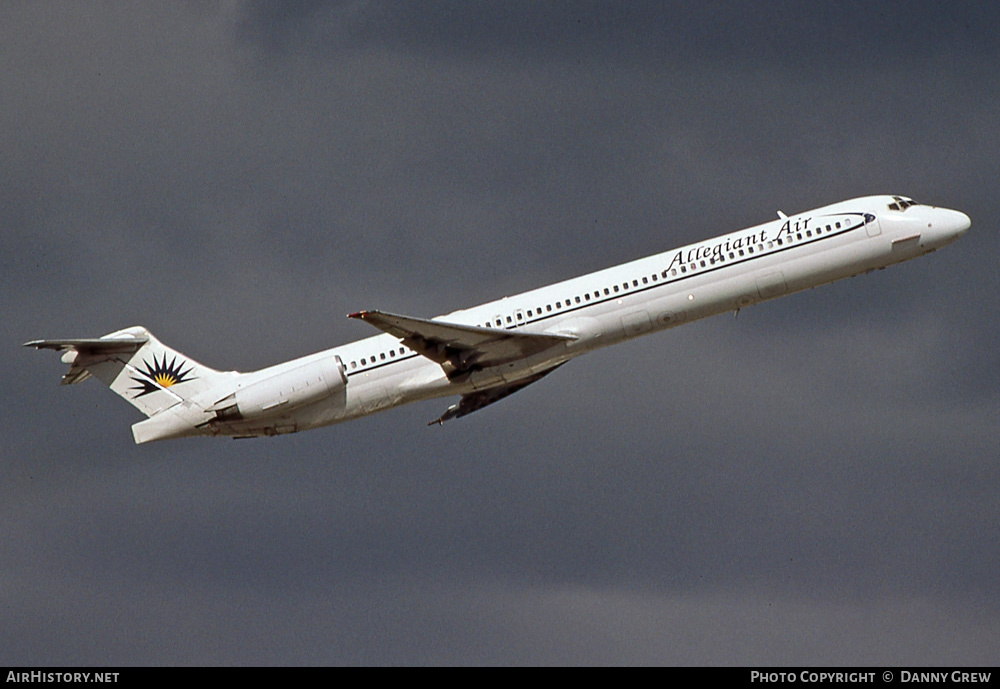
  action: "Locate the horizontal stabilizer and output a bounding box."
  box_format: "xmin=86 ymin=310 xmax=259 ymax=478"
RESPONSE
xmin=349 ymin=310 xmax=573 ymax=371
xmin=24 ymin=334 xmax=149 ymax=385
xmin=24 ymin=337 xmax=148 ymax=352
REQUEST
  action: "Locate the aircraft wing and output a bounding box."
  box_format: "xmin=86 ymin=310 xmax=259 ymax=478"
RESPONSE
xmin=348 ymin=310 xmax=573 ymax=370
xmin=428 ymin=363 xmax=565 ymax=425
xmin=23 ymin=335 xmax=148 ymax=385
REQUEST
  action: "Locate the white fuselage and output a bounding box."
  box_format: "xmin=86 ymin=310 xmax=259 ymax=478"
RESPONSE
xmin=180 ymin=195 xmax=969 ymax=439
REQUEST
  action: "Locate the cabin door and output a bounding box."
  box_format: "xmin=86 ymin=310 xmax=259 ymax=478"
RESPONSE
xmin=865 ymin=213 xmax=882 ymax=237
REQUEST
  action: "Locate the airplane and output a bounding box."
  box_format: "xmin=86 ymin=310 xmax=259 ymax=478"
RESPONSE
xmin=25 ymin=195 xmax=970 ymax=444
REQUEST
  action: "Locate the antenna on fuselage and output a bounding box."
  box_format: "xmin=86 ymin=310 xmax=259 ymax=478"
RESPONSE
xmin=776 ymin=210 xmax=787 ymax=219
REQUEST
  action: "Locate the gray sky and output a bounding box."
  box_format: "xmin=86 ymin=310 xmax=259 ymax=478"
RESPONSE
xmin=3 ymin=1 xmax=998 ymax=665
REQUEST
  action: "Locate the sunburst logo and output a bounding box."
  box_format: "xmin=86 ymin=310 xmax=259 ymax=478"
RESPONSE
xmin=130 ymin=354 xmax=196 ymax=397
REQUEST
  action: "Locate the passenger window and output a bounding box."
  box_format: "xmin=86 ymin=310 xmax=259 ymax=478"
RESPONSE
xmin=613 ymin=285 xmax=619 ymax=292
xmin=380 ymin=353 xmax=386 ymax=360
xmin=575 ymin=296 xmax=581 ymax=303
xmin=361 ymin=358 xmax=366 ymax=365
xmin=350 ymin=361 xmax=357 ymax=369
xmin=642 ymin=277 xmax=648 ymax=284
xmin=546 ymin=305 xmax=552 ymax=312
xmin=632 ymin=280 xmax=638 ymax=287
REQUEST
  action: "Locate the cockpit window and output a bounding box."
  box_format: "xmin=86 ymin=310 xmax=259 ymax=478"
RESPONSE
xmin=888 ymin=196 xmax=920 ymax=211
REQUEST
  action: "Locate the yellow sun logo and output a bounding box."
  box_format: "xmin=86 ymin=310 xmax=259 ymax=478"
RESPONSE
xmin=130 ymin=354 xmax=196 ymax=397
xmin=153 ymin=371 xmax=180 ymax=387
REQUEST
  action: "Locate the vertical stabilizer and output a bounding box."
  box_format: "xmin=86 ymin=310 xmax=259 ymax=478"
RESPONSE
xmin=25 ymin=326 xmax=234 ymax=418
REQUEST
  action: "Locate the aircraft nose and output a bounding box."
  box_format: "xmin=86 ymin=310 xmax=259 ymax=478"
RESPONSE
xmin=924 ymin=207 xmax=971 ymax=247
xmin=948 ymin=209 xmax=972 ymax=237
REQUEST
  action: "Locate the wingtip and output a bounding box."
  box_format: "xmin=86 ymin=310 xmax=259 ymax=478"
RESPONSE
xmin=347 ymin=311 xmax=366 ymax=320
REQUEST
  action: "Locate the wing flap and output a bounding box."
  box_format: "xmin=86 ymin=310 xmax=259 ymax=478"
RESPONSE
xmin=348 ymin=310 xmax=573 ymax=370
xmin=429 ymin=363 xmax=565 ymax=425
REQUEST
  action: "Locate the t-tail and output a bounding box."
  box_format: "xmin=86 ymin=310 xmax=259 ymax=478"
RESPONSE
xmin=24 ymin=326 xmax=237 ymax=444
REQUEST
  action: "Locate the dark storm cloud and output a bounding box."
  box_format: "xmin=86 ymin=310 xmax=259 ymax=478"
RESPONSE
xmin=3 ymin=1 xmax=998 ymax=665
xmin=240 ymin=1 xmax=992 ymax=69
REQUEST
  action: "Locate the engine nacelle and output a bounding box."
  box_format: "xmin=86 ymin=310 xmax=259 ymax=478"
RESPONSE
xmin=212 ymin=355 xmax=347 ymax=421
